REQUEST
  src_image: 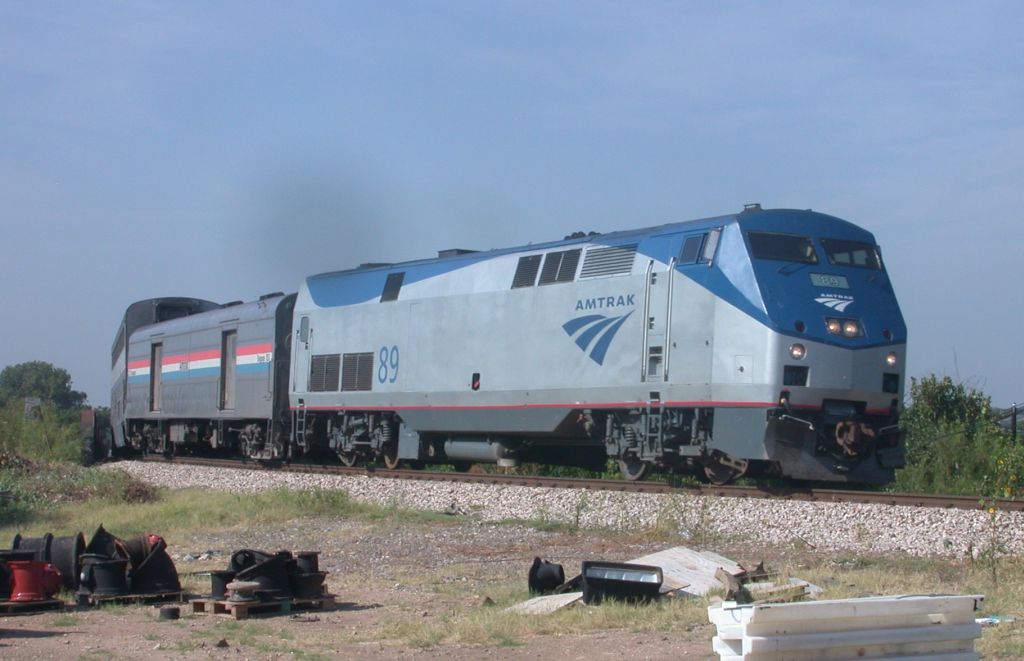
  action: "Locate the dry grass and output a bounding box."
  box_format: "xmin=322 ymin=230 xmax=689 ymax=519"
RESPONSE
xmin=384 ymin=594 xmax=709 ymax=648
xmin=5 ymin=473 xmax=1024 ymax=656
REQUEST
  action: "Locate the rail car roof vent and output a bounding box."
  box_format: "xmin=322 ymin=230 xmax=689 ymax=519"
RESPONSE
xmin=259 ymin=291 xmax=284 ymax=300
xmin=580 ymin=244 xmax=638 ymax=279
xmin=220 ymin=300 xmax=244 ymax=308
xmin=438 ymin=248 xmax=478 ymax=258
xmin=742 ymin=203 xmax=763 ymax=214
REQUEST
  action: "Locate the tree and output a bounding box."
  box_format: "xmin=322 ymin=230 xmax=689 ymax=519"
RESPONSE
xmin=0 ymin=361 xmax=87 ymax=411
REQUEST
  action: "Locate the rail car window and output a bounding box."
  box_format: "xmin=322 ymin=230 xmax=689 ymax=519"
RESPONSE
xmin=679 ymin=235 xmax=705 ymax=264
xmin=341 ymin=352 xmax=374 ymax=391
xmin=820 ymin=239 xmax=882 ymax=270
xmin=380 ymin=272 xmax=405 ymax=302
xmin=702 ymin=229 xmax=721 ymax=262
xmin=149 ymin=343 xmax=162 ymax=411
xmin=538 ymin=249 xmax=582 ymax=285
xmin=220 ymin=331 xmax=237 ymax=409
xmin=747 ymin=232 xmax=818 ymax=264
xmin=511 ymin=255 xmax=542 ymax=288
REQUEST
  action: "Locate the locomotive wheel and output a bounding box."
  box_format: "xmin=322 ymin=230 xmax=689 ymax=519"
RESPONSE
xmin=617 ymin=455 xmax=650 ymax=481
xmin=382 ymin=442 xmax=401 ymax=470
xmin=338 ymin=451 xmax=359 ymax=467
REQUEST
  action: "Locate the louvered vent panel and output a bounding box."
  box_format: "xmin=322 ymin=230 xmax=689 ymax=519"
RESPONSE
xmin=342 ymin=352 xmax=374 ymax=392
xmin=309 ymin=354 xmax=341 ymax=392
xmin=579 ymin=244 xmax=637 ymax=279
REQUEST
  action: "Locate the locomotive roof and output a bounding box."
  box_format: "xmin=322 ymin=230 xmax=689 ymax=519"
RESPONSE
xmin=307 ymin=206 xmax=869 ymax=282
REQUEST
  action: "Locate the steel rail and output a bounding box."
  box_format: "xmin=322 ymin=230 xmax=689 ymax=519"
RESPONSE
xmin=135 ymin=455 xmax=1024 ymax=512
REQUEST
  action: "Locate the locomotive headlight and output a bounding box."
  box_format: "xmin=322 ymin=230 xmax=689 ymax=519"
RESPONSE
xmin=826 ymin=318 xmax=842 ymax=335
xmin=885 ymin=352 xmax=898 ymax=367
xmin=789 ymin=343 xmax=806 ymax=360
xmin=842 ymin=320 xmax=860 ymax=337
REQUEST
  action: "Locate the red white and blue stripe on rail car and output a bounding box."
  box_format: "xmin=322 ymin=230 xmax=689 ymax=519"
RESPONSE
xmin=126 ymin=343 xmax=273 ymax=383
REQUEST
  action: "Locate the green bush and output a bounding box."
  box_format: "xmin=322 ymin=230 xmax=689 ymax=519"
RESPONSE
xmin=0 ymin=452 xmax=157 ymax=527
xmin=892 ymin=375 xmax=1020 ymax=497
xmin=0 ymin=400 xmax=81 ymax=462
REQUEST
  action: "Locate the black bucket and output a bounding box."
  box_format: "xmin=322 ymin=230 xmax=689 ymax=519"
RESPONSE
xmin=90 ymin=558 xmax=129 ymax=596
xmin=12 ymin=533 xmax=53 ymax=562
xmin=50 ymin=533 xmax=86 ymax=590
xmin=290 ymin=571 xmax=327 ymax=598
xmin=528 ymin=557 xmax=565 ymax=594
xmin=78 ymin=552 xmax=112 ymax=595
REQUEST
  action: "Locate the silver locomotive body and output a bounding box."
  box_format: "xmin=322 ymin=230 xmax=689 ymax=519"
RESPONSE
xmin=290 ymin=206 xmax=906 ymax=483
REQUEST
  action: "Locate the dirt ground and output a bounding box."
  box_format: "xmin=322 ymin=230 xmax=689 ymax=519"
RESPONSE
xmin=0 ymin=518 xmax=720 ymax=660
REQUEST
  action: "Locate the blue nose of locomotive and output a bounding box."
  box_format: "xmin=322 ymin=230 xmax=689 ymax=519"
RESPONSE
xmin=740 ymin=208 xmax=906 ymax=349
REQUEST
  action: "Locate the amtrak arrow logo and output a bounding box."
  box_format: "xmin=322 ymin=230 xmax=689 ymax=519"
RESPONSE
xmin=562 ymin=311 xmax=633 ymax=365
xmin=815 ymin=295 xmax=854 ymax=312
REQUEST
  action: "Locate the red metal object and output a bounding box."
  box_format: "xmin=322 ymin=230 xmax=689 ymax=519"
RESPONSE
xmin=6 ymin=561 xmax=62 ymax=601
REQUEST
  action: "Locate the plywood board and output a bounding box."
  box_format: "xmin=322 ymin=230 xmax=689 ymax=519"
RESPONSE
xmin=629 ymin=546 xmax=742 ymax=596
xmin=505 ymin=591 xmax=583 ymax=614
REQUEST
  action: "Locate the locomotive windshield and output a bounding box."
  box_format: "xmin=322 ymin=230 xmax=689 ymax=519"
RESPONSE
xmin=820 ymin=238 xmax=882 ymax=270
xmin=747 ymin=232 xmax=818 ymax=264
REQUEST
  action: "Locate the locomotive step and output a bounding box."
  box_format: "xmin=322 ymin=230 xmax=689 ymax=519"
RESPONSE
xmin=0 ymin=598 xmax=65 ymax=614
xmin=83 ymin=590 xmax=184 ymax=607
xmin=190 ymin=594 xmax=335 ymax=620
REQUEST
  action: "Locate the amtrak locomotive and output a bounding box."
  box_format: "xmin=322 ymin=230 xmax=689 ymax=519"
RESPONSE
xmin=110 ymin=204 xmax=907 ymax=484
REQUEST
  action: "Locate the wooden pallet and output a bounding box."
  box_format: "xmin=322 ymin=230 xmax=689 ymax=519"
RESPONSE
xmin=87 ymin=590 xmax=184 ymax=607
xmin=0 ymin=598 xmax=64 ymax=614
xmin=189 ymin=594 xmax=335 ymax=620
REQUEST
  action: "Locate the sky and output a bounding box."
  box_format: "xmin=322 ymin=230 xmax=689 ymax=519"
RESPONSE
xmin=1 ymin=1 xmax=1021 ymax=407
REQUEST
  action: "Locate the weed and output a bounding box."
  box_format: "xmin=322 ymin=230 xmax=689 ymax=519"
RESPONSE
xmin=572 ymin=490 xmax=590 ymax=530
xmin=973 ymin=502 xmax=1009 ymax=587
xmin=680 ymin=497 xmax=718 ymax=547
xmin=51 ymin=613 xmax=78 ymax=627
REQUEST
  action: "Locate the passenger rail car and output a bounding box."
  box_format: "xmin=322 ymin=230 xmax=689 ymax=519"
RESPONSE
xmin=111 ymin=294 xmax=296 ymax=460
xmin=111 ymin=204 xmax=906 ymax=484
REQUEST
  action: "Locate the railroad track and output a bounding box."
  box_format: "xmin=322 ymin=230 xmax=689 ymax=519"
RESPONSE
xmin=137 ymin=455 xmax=1024 ymax=512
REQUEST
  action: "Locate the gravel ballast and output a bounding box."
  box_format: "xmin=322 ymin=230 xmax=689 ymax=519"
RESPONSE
xmin=105 ymin=460 xmax=1023 ymax=558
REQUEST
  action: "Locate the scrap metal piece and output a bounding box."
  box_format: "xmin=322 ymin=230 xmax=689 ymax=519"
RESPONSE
xmin=581 ymin=561 xmax=663 ymax=605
